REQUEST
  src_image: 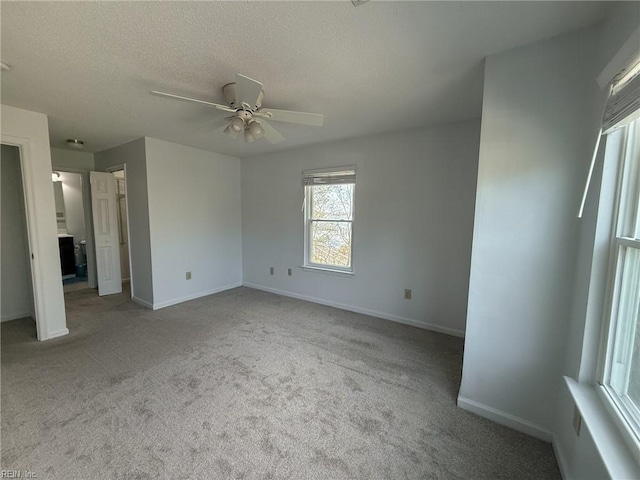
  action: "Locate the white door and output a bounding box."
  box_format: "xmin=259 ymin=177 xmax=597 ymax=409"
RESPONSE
xmin=90 ymin=171 xmax=122 ymax=296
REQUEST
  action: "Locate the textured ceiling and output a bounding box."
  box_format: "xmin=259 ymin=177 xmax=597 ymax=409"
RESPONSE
xmin=1 ymin=1 xmax=608 ymax=157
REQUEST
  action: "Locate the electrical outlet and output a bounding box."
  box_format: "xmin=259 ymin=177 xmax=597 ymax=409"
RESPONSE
xmin=404 ymin=289 xmax=412 ymax=300
xmin=186 ymin=271 xmax=192 ymax=280
xmin=269 ymin=267 xmax=274 ymax=275
xmin=288 ymin=268 xmax=292 ymax=276
xmin=572 ymin=406 xmax=582 ymax=436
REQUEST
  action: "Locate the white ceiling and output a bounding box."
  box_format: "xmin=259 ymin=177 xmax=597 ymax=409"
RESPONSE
xmin=1 ymin=1 xmax=608 ymax=157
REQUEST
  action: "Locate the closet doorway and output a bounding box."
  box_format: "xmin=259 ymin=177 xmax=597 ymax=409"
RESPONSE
xmin=113 ymin=169 xmax=131 ymax=286
xmin=1 ymin=145 xmax=36 ymax=331
xmin=100 ymin=165 xmax=133 ymax=296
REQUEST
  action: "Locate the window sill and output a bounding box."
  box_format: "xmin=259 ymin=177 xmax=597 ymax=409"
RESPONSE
xmin=564 ymin=376 xmax=640 ymax=478
xmin=300 ymin=265 xmax=354 ymax=277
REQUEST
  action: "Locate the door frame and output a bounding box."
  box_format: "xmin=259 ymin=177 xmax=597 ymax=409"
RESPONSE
xmin=51 ymin=165 xmax=98 ymax=289
xmin=2 ymin=135 xmax=45 ymax=339
xmin=105 ymin=164 xmax=134 ymax=298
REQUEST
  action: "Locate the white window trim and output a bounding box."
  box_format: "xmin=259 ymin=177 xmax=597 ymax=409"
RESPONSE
xmin=300 ymin=265 xmax=355 ymax=277
xmin=565 ymin=377 xmax=639 ymax=478
xmin=595 ymin=120 xmax=640 ymax=462
xmin=597 ymin=385 xmax=640 ymax=464
xmin=302 ymin=169 xmax=355 ymax=274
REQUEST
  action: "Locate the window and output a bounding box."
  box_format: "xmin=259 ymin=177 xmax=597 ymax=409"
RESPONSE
xmin=600 ymin=117 xmax=640 ymax=448
xmin=303 ymin=167 xmax=355 ymax=272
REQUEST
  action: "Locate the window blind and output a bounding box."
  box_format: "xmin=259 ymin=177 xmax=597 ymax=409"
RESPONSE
xmin=302 ymin=167 xmax=356 ymax=186
xmin=602 ymin=59 xmax=640 ymax=134
xmin=578 ymin=56 xmax=640 ymax=218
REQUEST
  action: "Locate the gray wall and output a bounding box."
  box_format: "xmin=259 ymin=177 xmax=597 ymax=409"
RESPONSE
xmin=95 ymin=138 xmax=154 ymax=306
xmin=458 ymin=10 xmax=640 ymax=475
xmin=459 ymin=26 xmax=601 ymax=436
xmin=145 ymin=137 xmax=242 ymax=309
xmin=241 ymin=120 xmax=480 ymax=336
xmin=1 ymin=145 xmax=34 ymax=321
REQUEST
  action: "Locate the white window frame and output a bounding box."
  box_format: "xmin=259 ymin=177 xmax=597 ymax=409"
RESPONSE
xmin=597 ymin=118 xmax=640 ymax=458
xmin=302 ymin=167 xmax=355 ymax=275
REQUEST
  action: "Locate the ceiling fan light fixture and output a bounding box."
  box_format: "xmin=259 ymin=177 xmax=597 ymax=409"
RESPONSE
xmin=229 ymin=116 xmax=245 ymax=132
xmin=66 ymin=139 xmax=84 ymax=150
xmin=244 ymin=129 xmax=256 ymax=143
xmin=248 ymin=120 xmax=265 ymax=139
xmin=224 ymin=124 xmax=241 ymax=139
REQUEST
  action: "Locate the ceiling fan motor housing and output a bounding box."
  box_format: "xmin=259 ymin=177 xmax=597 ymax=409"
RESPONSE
xmin=223 ymin=83 xmax=264 ymax=111
xmin=234 ymin=110 xmax=253 ymax=122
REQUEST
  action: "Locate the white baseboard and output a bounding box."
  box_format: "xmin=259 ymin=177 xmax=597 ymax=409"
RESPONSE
xmin=242 ymin=282 xmax=465 ymax=338
xmin=1 ymin=311 xmax=33 ymax=322
xmin=44 ymin=328 xmax=69 ymax=340
xmin=152 ymin=282 xmax=243 ymax=310
xmin=132 ymin=296 xmax=153 ymax=309
xmin=457 ymin=396 xmax=553 ymax=441
xmin=552 ymin=434 xmax=571 ymax=480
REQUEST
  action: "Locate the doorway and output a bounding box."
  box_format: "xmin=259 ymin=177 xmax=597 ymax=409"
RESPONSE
xmin=52 ymin=170 xmax=92 ymax=293
xmin=51 ymin=167 xmax=132 ymax=297
xmin=113 ymin=169 xmax=131 ymax=287
xmin=1 ymin=145 xmax=36 ymax=328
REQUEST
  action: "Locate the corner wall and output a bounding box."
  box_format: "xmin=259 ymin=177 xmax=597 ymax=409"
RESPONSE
xmin=458 ymin=27 xmax=601 ymax=438
xmin=144 ymin=138 xmax=242 ymax=309
xmin=241 ymin=121 xmax=480 ymax=337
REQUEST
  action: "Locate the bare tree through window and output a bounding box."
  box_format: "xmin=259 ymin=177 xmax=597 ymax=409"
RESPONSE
xmin=308 ymin=183 xmax=354 ymax=268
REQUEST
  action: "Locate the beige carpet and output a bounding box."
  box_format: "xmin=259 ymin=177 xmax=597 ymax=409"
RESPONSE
xmin=1 ymin=287 xmax=560 ymax=479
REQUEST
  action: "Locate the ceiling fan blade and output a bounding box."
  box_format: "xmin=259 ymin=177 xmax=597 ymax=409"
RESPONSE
xmin=259 ymin=119 xmax=285 ymax=144
xmin=235 ymin=74 xmax=263 ymax=109
xmin=194 ymin=117 xmax=230 ymax=134
xmin=259 ymin=108 xmax=324 ymax=127
xmin=150 ymin=90 xmax=235 ymax=112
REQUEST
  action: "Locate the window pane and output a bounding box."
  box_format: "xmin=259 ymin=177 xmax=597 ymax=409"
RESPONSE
xmin=629 ymin=123 xmax=640 ymax=239
xmin=311 ymin=184 xmax=354 ymax=221
xmin=311 ymin=221 xmax=352 ymax=267
xmin=628 ymin=338 xmax=640 ymax=412
xmin=613 ymin=247 xmax=640 ymax=406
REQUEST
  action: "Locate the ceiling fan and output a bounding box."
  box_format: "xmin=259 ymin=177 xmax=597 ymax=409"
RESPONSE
xmin=150 ymin=74 xmax=324 ymax=144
